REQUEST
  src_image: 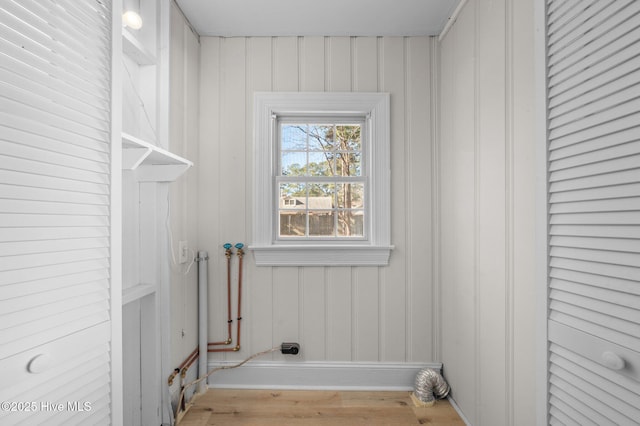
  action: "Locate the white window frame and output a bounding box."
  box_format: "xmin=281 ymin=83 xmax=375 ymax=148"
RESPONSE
xmin=251 ymin=92 xmax=393 ymax=266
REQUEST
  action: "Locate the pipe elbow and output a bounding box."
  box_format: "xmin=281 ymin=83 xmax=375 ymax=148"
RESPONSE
xmin=412 ymin=368 xmax=450 ymax=407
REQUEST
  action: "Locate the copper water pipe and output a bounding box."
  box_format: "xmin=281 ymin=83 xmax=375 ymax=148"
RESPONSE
xmin=181 ymin=348 xmax=200 ymax=378
xmin=208 ymin=243 xmax=234 ymax=346
xmin=208 ymin=345 xmax=240 ymax=353
xmin=209 ymin=243 xmax=244 ymax=353
xmin=178 ymin=350 xmax=200 ymax=412
xmin=236 ymin=243 xmax=244 ymax=347
xmin=168 ymin=347 xmax=199 ymax=385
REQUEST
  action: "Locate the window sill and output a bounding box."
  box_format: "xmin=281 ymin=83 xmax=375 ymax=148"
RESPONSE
xmin=249 ymin=244 xmax=394 ymax=266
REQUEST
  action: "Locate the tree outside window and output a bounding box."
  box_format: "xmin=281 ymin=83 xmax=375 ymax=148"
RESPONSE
xmin=278 ymin=123 xmax=365 ymax=239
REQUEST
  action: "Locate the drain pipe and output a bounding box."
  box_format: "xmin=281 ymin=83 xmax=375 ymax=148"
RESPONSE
xmin=196 ymin=250 xmax=209 ymax=394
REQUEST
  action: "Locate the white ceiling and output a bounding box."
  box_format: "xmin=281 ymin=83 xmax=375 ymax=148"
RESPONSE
xmin=175 ymin=0 xmax=461 ymax=37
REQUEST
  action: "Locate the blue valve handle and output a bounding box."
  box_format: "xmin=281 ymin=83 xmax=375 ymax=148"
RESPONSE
xmin=223 ymin=243 xmax=232 ymax=249
xmin=235 ymin=243 xmax=244 ymax=249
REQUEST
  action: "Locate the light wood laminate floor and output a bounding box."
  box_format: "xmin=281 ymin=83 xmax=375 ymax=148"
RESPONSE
xmin=178 ymin=389 xmax=465 ymax=425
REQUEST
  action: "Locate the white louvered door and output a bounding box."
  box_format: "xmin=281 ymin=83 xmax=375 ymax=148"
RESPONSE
xmin=0 ymin=1 xmax=117 ymax=424
xmin=545 ymin=0 xmax=640 ymax=424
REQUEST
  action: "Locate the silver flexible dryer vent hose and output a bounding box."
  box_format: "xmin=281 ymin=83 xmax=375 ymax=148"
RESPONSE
xmin=411 ymin=368 xmax=450 ymax=407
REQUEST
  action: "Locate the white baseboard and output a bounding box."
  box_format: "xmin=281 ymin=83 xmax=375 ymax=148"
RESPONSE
xmin=205 ymin=361 xmax=443 ymax=391
xmin=447 ymin=395 xmax=472 ymax=426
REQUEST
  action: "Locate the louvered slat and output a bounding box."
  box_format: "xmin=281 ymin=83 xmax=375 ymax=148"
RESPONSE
xmin=1 ymin=270 xmax=109 ymax=300
xmin=3 ymin=0 xmax=110 ymax=66
xmin=0 ymin=0 xmax=113 ymax=424
xmin=550 ymin=140 xmax=640 ymax=170
xmin=550 ymin=235 xmax=640 ymax=252
xmin=549 ymin=125 xmax=640 ymax=161
xmin=550 ymin=224 xmax=640 ymax=239
xmin=0 ymin=39 xmax=109 ymax=102
xmin=550 ymin=154 xmax=640 ymax=182
xmin=550 ymin=267 xmax=640 ymax=297
xmin=551 ymin=246 xmax=640 ymax=267
xmin=0 ymin=125 xmax=110 ymax=162
xmin=546 ymin=0 xmax=584 ymax=25
xmin=0 ymin=238 xmax=110 ymax=258
xmin=551 ymin=279 xmax=640 ymax=312
xmin=550 ymin=82 xmax=640 ymax=132
xmin=0 ymin=96 xmax=110 ymax=141
xmin=550 ymin=257 xmax=638 ymax=282
xmin=546 ymin=0 xmax=640 ymax=424
xmin=0 ymin=170 xmax=109 ymax=194
xmin=549 ymin=382 xmax=605 ymax=426
xmin=549 ymin=168 xmax=640 ymax=193
xmin=550 ymin=295 xmax=639 ymax=334
xmin=550 ymin=198 xmax=640 ymax=214
xmin=0 ymin=67 xmax=109 ymax=123
xmin=547 ymin=0 xmax=602 ymax=38
xmin=548 ymin=25 xmax=640 ymax=94
xmin=547 ymin=1 xmax=638 ymax=65
xmin=550 ymin=371 xmax=636 ymax=425
xmin=0 ymin=185 xmax=109 ymax=206
xmin=549 ymin=404 xmax=586 ymax=426
xmin=0 ymin=226 xmax=109 ymax=242
xmin=0 ymin=140 xmax=108 ymax=174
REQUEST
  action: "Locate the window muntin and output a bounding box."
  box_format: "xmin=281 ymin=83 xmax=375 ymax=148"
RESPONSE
xmin=277 ymin=120 xmax=366 ymax=240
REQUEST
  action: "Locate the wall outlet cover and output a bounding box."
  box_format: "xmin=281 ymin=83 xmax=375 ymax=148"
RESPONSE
xmin=179 ymin=241 xmax=188 ymax=264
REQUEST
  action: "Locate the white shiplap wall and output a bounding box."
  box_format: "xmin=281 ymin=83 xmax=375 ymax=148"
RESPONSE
xmin=198 ymin=36 xmax=436 ymax=370
xmin=438 ymin=0 xmax=537 ymax=424
xmin=168 ymin=0 xmax=200 ymax=392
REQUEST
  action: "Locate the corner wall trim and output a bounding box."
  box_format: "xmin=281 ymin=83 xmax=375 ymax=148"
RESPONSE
xmin=438 ymin=0 xmax=470 ymax=42
xmin=205 ymin=361 xmax=443 ymax=391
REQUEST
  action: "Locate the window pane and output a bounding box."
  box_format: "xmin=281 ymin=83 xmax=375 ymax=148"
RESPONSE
xmin=281 ymin=151 xmax=307 ymax=176
xmin=308 ymin=183 xmax=334 ymax=208
xmin=309 ymin=211 xmax=334 ymax=236
xmin=337 ymin=210 xmax=364 ymax=237
xmin=281 ymin=125 xmax=308 ymax=150
xmin=307 ymin=125 xmax=334 ymax=151
xmin=280 ymin=211 xmax=306 ymax=236
xmin=336 ymin=183 xmax=364 ymax=209
xmin=335 ymin=125 xmax=361 ymax=151
xmin=335 ymin=152 xmax=361 ymax=176
xmin=280 ymin=182 xmax=306 ymax=199
xmin=307 ymin=152 xmax=333 ymax=176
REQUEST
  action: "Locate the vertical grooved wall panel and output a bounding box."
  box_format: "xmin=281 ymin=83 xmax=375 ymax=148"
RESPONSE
xmin=438 ymin=0 xmax=537 ymax=424
xmin=198 ymin=36 xmax=434 ymax=364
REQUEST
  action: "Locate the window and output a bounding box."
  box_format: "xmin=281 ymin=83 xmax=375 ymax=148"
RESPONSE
xmin=251 ymin=92 xmax=392 ymax=266
xmin=278 ymin=120 xmax=365 ymax=239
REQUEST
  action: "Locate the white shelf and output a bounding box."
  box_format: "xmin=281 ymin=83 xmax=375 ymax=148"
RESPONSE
xmin=122 ymin=283 xmax=157 ymax=305
xmin=122 ymin=29 xmax=156 ymax=65
xmin=122 ymin=132 xmax=193 ymax=181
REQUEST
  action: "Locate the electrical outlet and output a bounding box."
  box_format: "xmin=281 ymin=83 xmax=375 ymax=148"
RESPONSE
xmin=280 ymin=342 xmax=300 ymax=355
xmin=179 ymin=241 xmax=188 ymax=264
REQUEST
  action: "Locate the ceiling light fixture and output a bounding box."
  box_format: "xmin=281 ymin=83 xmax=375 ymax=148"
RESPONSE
xmin=122 ymin=10 xmax=143 ymax=30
